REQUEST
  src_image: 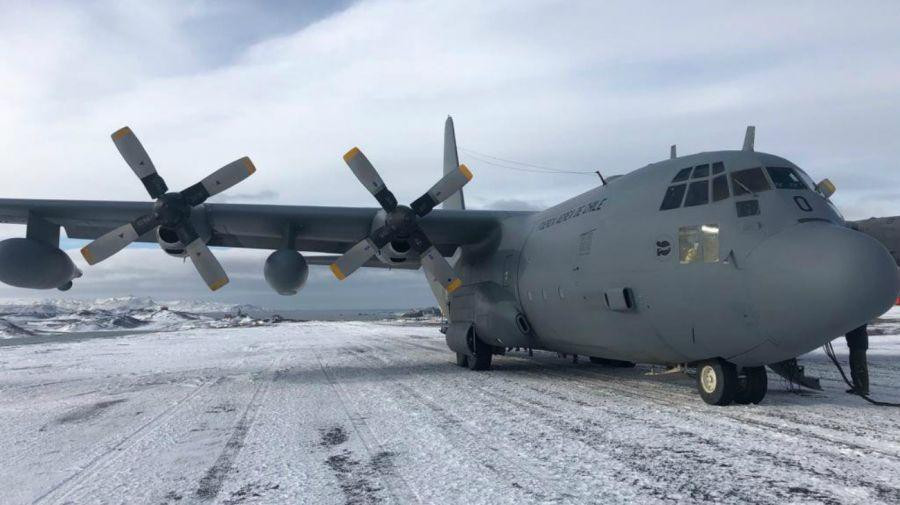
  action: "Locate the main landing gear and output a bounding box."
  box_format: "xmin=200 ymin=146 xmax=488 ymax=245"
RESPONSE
xmin=696 ymin=358 xmax=768 ymax=406
xmin=454 ymin=328 xmax=493 ymax=371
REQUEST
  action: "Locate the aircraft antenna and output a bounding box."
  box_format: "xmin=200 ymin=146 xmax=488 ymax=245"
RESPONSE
xmin=458 ymin=147 xmax=597 ymax=176
xmin=670 ymin=145 xmax=677 ymax=159
xmin=595 ymin=171 xmax=607 ymax=185
xmin=742 ymin=126 xmax=756 ymax=151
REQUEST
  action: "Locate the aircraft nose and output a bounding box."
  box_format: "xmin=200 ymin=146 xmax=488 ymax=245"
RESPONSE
xmin=745 ymin=221 xmax=898 ymax=355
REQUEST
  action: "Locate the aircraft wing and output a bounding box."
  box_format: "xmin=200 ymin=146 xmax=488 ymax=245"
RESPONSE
xmin=850 ymin=216 xmax=900 ymax=266
xmin=0 ymin=198 xmax=527 ymax=257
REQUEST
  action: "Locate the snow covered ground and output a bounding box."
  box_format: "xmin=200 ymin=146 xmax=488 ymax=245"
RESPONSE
xmin=1 ymin=311 xmax=900 ymax=504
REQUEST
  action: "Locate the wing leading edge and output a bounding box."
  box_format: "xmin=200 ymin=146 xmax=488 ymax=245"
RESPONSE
xmin=0 ymin=198 xmax=528 ymax=257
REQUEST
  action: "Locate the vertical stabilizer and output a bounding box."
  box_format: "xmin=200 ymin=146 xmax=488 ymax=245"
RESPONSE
xmin=442 ymin=116 xmax=465 ymax=210
xmin=427 ymin=116 xmax=465 ymax=316
xmin=742 ymin=126 xmax=756 ymax=151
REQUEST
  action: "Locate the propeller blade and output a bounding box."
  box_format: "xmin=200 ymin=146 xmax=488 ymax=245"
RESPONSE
xmin=410 ymin=164 xmax=473 ymax=217
xmin=420 ymin=246 xmax=462 ymax=293
xmin=184 ymin=237 xmax=229 ymax=291
xmin=182 ymin=157 xmax=256 ymax=206
xmin=111 ymin=127 xmax=168 ymax=199
xmin=80 ymin=213 xmax=158 ymax=265
xmin=329 ymin=237 xmax=379 ymax=280
xmin=343 ymin=147 xmax=398 ymax=212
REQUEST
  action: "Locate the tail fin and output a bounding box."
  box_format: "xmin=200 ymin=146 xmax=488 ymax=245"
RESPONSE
xmin=442 ymin=116 xmax=465 ymax=210
xmin=427 ymin=116 xmax=465 ymax=316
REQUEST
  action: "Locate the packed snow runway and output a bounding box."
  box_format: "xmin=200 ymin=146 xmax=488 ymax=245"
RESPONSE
xmin=2 ymin=316 xmax=900 ymax=504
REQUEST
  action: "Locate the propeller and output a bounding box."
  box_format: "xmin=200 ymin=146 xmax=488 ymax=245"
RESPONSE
xmin=80 ymin=127 xmax=256 ymax=291
xmin=330 ymin=147 xmax=471 ymax=292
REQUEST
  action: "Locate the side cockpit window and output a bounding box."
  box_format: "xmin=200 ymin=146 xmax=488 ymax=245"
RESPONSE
xmin=660 ymin=184 xmax=687 ymax=210
xmin=731 ymin=167 xmax=771 ymax=196
xmin=766 ymin=166 xmax=808 ymax=190
xmin=672 ymin=167 xmax=692 ymax=182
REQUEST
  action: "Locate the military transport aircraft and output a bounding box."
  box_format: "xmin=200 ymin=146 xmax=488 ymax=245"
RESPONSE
xmin=0 ymin=119 xmax=897 ymax=406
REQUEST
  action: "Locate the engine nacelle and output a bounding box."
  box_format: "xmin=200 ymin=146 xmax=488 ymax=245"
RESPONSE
xmin=0 ymin=238 xmax=82 ymax=290
xmin=157 ymin=226 xmax=188 ymax=257
xmin=264 ymin=249 xmax=309 ymax=295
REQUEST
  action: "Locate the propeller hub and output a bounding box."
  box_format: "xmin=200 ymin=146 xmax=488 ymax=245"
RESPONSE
xmin=153 ymin=192 xmax=192 ymax=226
xmin=387 ymin=205 xmax=417 ymax=234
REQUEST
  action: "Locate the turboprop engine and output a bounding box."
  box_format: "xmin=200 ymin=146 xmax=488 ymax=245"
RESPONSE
xmin=0 ymin=238 xmax=82 ymax=290
xmin=264 ymin=249 xmax=309 ymax=295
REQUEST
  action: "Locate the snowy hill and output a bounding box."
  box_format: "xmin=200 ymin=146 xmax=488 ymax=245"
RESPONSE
xmin=0 ymin=297 xmax=284 ymax=338
xmin=0 ymin=297 xmax=443 ymax=338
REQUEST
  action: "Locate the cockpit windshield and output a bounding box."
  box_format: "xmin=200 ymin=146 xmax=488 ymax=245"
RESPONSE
xmin=766 ymin=166 xmax=808 ymax=190
xmin=731 ymin=167 xmax=771 ymax=196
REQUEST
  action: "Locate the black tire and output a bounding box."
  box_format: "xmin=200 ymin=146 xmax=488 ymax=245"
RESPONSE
xmin=455 ymin=353 xmax=469 ymax=367
xmin=589 ymin=356 xmax=636 ymax=368
xmin=734 ymin=366 xmax=768 ymax=405
xmin=467 ymin=349 xmax=492 ymax=371
xmin=697 ymin=359 xmax=738 ymax=406
xmin=466 ymin=329 xmax=492 ymax=371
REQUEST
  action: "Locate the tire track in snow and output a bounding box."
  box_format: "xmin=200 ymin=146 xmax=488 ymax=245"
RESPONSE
xmin=357 ymin=341 xmax=732 ymax=503
xmin=374 ymin=336 xmax=900 ymax=504
xmin=314 ymin=351 xmax=422 ymax=505
xmin=193 ymin=367 xmax=275 ymax=502
xmin=33 ymin=376 xmax=217 ymax=505
xmin=346 ymin=344 xmax=602 ymax=503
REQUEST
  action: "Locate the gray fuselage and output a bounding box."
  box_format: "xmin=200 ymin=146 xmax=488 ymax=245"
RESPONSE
xmin=452 ymin=150 xmax=898 ymax=367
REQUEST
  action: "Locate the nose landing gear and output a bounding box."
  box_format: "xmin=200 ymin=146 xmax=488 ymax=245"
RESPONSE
xmin=696 ymin=359 xmax=768 ymax=406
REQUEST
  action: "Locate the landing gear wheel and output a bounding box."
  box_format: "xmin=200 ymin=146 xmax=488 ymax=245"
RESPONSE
xmin=697 ymin=359 xmax=738 ymax=406
xmin=467 ymin=349 xmax=492 ymax=371
xmin=455 ymin=352 xmax=469 ymax=367
xmin=466 ymin=329 xmax=493 ymax=371
xmin=734 ymin=366 xmax=768 ymax=405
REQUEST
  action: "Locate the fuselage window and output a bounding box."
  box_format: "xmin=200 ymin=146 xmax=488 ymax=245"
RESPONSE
xmin=678 ymin=224 xmax=720 ymax=264
xmin=672 ymin=167 xmax=692 ymax=182
xmin=712 ymin=161 xmax=725 ymax=175
xmin=731 ymin=167 xmax=771 ymax=196
xmin=712 ymin=174 xmax=729 ymax=202
xmin=684 ymin=180 xmax=709 ymax=207
xmin=766 ymin=166 xmax=808 ymax=190
xmin=692 ymin=164 xmax=710 ymax=178
xmin=660 ymin=184 xmax=687 ymax=210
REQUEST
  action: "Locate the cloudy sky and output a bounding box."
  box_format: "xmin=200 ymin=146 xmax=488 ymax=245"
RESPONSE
xmin=1 ymin=0 xmax=899 ymax=309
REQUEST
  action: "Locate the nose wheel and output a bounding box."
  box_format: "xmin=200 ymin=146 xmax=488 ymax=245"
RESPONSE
xmin=697 ymin=359 xmax=738 ymax=405
xmin=696 ymin=359 xmax=768 ymax=405
xmin=735 ymin=366 xmax=768 ymax=404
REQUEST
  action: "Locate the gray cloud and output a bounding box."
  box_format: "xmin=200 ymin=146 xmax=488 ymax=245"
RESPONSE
xmin=1 ymin=1 xmax=899 ymax=307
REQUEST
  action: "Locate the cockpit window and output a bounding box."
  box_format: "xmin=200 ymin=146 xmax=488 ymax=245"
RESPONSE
xmin=766 ymin=166 xmax=808 ymax=190
xmin=684 ymin=180 xmax=709 ymax=207
xmin=660 ymin=184 xmax=687 ymax=210
xmin=731 ymin=167 xmax=771 ymax=196
xmin=712 ymin=174 xmax=729 ymax=202
xmin=672 ymin=167 xmax=692 ymax=182
xmin=712 ymin=161 xmax=725 ymax=175
xmin=692 ymin=164 xmax=710 ymax=178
